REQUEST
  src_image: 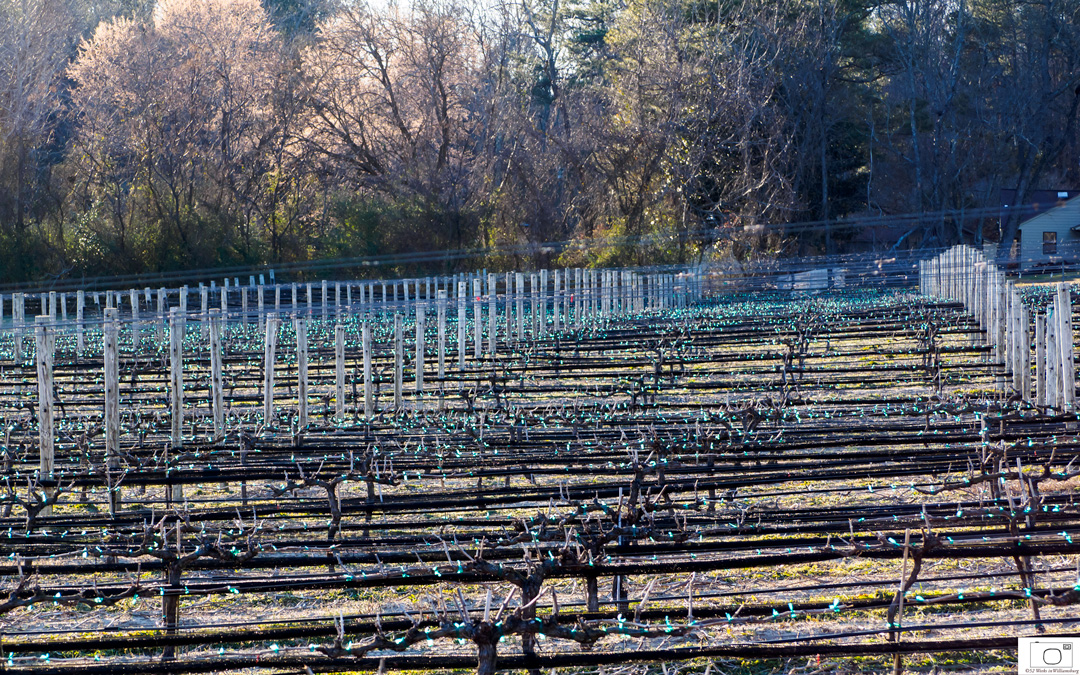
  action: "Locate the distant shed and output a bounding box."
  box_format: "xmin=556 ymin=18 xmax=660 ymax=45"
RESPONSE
xmin=1017 ymin=194 xmax=1080 ymax=270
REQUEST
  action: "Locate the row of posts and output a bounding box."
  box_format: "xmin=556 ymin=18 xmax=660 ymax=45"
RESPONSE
xmin=23 ymin=266 xmax=706 ymax=512
xmin=3 ymin=268 xmax=704 ymax=360
xmin=920 ymin=245 xmax=1075 ymax=410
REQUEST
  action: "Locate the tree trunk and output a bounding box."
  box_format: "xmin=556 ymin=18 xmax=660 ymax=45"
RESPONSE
xmin=474 ymin=622 xmax=499 ymax=675
xmin=476 ymin=640 xmax=498 ymax=675
xmin=162 ymin=561 xmax=182 ymax=660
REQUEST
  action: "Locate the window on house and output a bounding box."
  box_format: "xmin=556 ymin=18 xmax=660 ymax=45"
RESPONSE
xmin=1044 ymin=231 xmax=1058 ymax=255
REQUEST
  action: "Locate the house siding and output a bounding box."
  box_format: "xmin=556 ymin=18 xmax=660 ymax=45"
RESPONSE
xmin=1018 ymin=197 xmax=1080 ymax=269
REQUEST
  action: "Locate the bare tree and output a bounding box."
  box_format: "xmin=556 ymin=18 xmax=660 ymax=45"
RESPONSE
xmin=68 ymin=0 xmax=285 ymax=269
xmin=304 ymin=0 xmax=483 ymax=256
xmin=0 ymin=0 xmax=82 ymax=275
xmin=992 ymin=0 xmax=1080 ymax=250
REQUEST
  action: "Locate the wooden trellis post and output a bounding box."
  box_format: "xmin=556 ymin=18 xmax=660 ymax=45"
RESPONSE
xmin=221 ymin=283 xmax=230 ymax=329
xmin=157 ymin=288 xmax=166 ymax=343
xmin=296 ymin=318 xmax=309 ymax=432
xmin=456 ymin=283 xmax=466 ymax=370
xmin=487 ymin=274 xmax=497 ymax=356
xmin=210 ymin=309 xmax=224 ymax=443
xmin=394 ymin=313 xmax=403 ymax=412
xmin=104 ymin=307 xmax=121 ymax=514
xmin=1022 ymin=304 xmax=1032 ymax=399
xmin=35 ymin=315 xmax=55 ymax=515
xmin=575 ymin=268 xmax=584 ymax=328
xmin=553 ymin=269 xmax=561 ymax=332
xmin=362 ymin=321 xmax=373 ymax=421
xmin=335 ymin=322 xmax=346 ymax=421
xmin=1048 ymin=309 xmax=1060 ymax=410
xmin=1036 ymin=313 xmax=1047 ymax=408
xmin=168 ymin=308 xmax=184 ymax=503
xmin=539 ymin=269 xmax=548 ymax=335
xmin=76 ymin=290 xmax=86 ymax=355
xmin=264 ymin=313 xmax=279 ymax=428
xmin=437 ymin=290 xmax=447 ymax=378
xmin=600 ymin=271 xmax=608 ymax=319
xmin=473 ymin=278 xmax=482 ymax=360
xmin=505 ymin=272 xmax=513 ymax=343
xmin=1057 ymin=284 xmax=1075 ymax=411
xmin=415 ymin=303 xmax=426 ymax=395
xmin=530 ymin=273 xmax=538 ymax=338
xmin=515 ymin=272 xmax=525 ymax=342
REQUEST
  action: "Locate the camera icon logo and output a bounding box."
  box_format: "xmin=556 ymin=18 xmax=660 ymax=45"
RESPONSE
xmin=1020 ymin=637 xmax=1080 ymax=673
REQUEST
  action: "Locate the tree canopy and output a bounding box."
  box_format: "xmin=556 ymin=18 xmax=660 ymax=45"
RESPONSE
xmin=2 ymin=0 xmax=1080 ymax=282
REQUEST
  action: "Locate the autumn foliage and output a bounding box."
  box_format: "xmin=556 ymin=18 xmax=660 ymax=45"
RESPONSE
xmin=2 ymin=0 xmax=1080 ymax=281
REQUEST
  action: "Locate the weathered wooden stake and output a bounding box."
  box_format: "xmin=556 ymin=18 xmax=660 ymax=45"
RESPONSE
xmin=1036 ymin=313 xmax=1047 ymax=408
xmin=437 ymin=290 xmax=447 ymax=378
xmin=553 ymin=269 xmax=561 ymax=332
xmin=1022 ymin=305 xmax=1032 ymax=399
xmin=1058 ymin=284 xmax=1075 ymax=410
xmin=539 ymin=269 xmax=548 ymax=336
xmin=362 ymin=321 xmax=373 ymax=420
xmin=264 ymin=313 xmax=279 ymax=427
xmin=1048 ymin=310 xmax=1061 ymax=410
xmin=394 ymin=314 xmax=403 ymax=412
xmin=210 ymin=309 xmax=224 ymax=443
xmin=156 ymin=288 xmax=166 ymax=343
xmin=415 ymin=303 xmax=426 ymax=395
xmin=456 ymin=283 xmax=466 ymax=370
xmin=505 ymin=272 xmax=513 ymax=342
xmin=168 ymin=309 xmax=184 ymax=503
xmin=296 ymin=318 xmax=309 ymax=432
xmin=104 ymin=308 xmax=121 ymax=514
xmin=335 ymin=322 xmax=346 ymax=421
xmin=515 ymin=272 xmax=525 ymax=342
xmin=76 ymin=290 xmax=86 ymax=355
xmin=35 ymin=315 xmax=55 ymax=515
xmin=487 ymin=274 xmax=497 ymax=356
xmin=473 ymin=278 xmax=482 ymax=359
xmin=530 ymin=273 xmax=539 ymax=339
xmin=220 ymin=283 xmax=229 ymax=329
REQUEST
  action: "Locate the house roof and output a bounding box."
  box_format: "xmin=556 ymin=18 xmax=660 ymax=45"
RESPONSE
xmin=1002 ymin=188 xmax=1076 ymax=225
xmin=1017 ymin=193 xmax=1080 ymax=231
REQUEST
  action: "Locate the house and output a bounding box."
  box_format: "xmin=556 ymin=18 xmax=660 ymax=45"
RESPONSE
xmin=1000 ymin=189 xmax=1077 ymax=221
xmin=1016 ymin=193 xmax=1080 ymax=270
